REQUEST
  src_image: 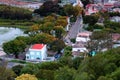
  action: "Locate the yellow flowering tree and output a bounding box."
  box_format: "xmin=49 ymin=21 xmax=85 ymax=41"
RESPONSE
xmin=15 ymin=74 xmax=38 ymax=80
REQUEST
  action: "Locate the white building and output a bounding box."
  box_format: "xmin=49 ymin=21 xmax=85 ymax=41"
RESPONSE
xmin=72 ymin=42 xmax=88 ymax=57
xmin=73 ymin=0 xmax=83 ymax=7
xmin=22 ymin=3 xmax=43 ymax=10
xmin=76 ymin=32 xmax=92 ymax=42
xmin=26 ymin=44 xmax=47 ymax=61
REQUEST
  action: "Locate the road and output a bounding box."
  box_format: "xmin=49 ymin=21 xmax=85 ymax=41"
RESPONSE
xmin=64 ymin=16 xmax=83 ymax=45
xmin=69 ymin=16 xmax=83 ymax=39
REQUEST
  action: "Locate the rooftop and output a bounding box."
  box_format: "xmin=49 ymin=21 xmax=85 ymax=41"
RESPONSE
xmin=31 ymin=44 xmax=45 ymax=50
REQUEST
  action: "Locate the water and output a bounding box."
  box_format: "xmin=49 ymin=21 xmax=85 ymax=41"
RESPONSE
xmin=0 ymin=27 xmax=27 ymax=46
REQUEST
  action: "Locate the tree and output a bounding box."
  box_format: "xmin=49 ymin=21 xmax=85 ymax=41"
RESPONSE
xmin=74 ymin=72 xmax=94 ymax=80
xmin=58 ymin=56 xmax=73 ymax=68
xmin=37 ymin=62 xmax=63 ymax=70
xmin=97 ymin=76 xmax=113 ymax=80
xmin=86 ymin=31 xmax=112 ymax=53
xmin=35 ymin=69 xmax=54 ymax=80
xmin=109 ymin=12 xmax=120 ymax=17
xmin=85 ymin=24 xmax=104 ymax=31
xmin=73 ymin=5 xmax=83 ymax=17
xmin=72 ymin=57 xmax=83 ymax=69
xmin=63 ymin=46 xmax=72 ymax=57
xmin=0 ymin=61 xmax=16 ymax=80
xmin=64 ymin=4 xmax=74 ymax=17
xmin=12 ymin=65 xmax=24 ymax=76
xmin=40 ymin=22 xmax=54 ymax=34
xmin=26 ymin=24 xmax=40 ymax=37
xmin=43 ymin=15 xmax=56 ymax=22
xmin=16 ymin=36 xmax=32 ymax=45
xmin=55 ymin=19 xmax=67 ymax=27
xmin=104 ymin=20 xmax=120 ymax=31
xmin=3 ymin=39 xmax=26 ymax=58
xmin=83 ymin=15 xmax=99 ymax=25
xmin=50 ymin=39 xmax=65 ymax=52
xmin=15 ymin=74 xmax=38 ymax=80
xmin=55 ymin=66 xmax=76 ymax=80
xmin=55 ymin=16 xmax=68 ymax=27
xmin=33 ymin=33 xmax=56 ymax=44
xmin=21 ymin=63 xmax=39 ymax=75
xmin=0 ymin=4 xmax=32 ymax=20
xmin=81 ymin=0 xmax=91 ymax=8
xmin=54 ymin=26 xmax=65 ymax=39
xmin=34 ymin=1 xmax=62 ymax=16
xmin=109 ymin=68 xmax=120 ymax=80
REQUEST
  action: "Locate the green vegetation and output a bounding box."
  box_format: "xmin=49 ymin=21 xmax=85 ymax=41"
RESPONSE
xmin=0 ymin=4 xmax=32 ymax=20
xmin=4 ymin=47 xmax=119 ymax=80
xmin=83 ymin=12 xmax=120 ymax=32
xmin=1 ymin=1 xmax=120 ymax=80
xmin=12 ymin=65 xmax=24 ymax=76
xmin=2 ymin=14 xmax=67 ymax=58
xmin=83 ymin=14 xmax=99 ymax=26
xmin=3 ymin=39 xmax=26 ymax=58
xmin=0 ymin=61 xmax=17 ymax=80
xmin=15 ymin=74 xmax=38 ymax=80
xmin=64 ymin=4 xmax=83 ymax=17
xmin=34 ymin=1 xmax=65 ymax=16
xmin=109 ymin=12 xmax=120 ymax=17
xmin=10 ymin=60 xmax=27 ymax=64
xmin=0 ymin=5 xmax=34 ymax=28
xmin=0 ymin=19 xmax=34 ymax=29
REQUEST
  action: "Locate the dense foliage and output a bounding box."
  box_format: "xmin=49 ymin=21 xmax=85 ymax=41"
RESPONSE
xmin=2 ymin=15 xmax=67 ymax=58
xmin=34 ymin=1 xmax=65 ymax=16
xmin=6 ymin=47 xmax=119 ymax=80
xmin=15 ymin=74 xmax=38 ymax=80
xmin=0 ymin=61 xmax=16 ymax=80
xmin=0 ymin=5 xmax=32 ymax=20
xmin=83 ymin=15 xmax=99 ymax=26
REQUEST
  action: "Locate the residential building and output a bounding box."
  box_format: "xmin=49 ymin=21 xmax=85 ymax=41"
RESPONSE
xmin=110 ymin=16 xmax=120 ymax=22
xmin=85 ymin=4 xmax=99 ymax=15
xmin=72 ymin=42 xmax=88 ymax=57
xmin=76 ymin=32 xmax=92 ymax=42
xmin=72 ymin=31 xmax=92 ymax=57
xmin=112 ymin=33 xmax=120 ymax=48
xmin=0 ymin=0 xmax=43 ymax=10
xmin=26 ymin=44 xmax=47 ymax=61
xmin=60 ymin=0 xmax=83 ymax=7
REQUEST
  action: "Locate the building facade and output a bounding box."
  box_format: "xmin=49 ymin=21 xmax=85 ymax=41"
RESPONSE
xmin=26 ymin=44 xmax=47 ymax=61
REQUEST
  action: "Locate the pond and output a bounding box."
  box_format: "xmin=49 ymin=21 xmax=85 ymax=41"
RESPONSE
xmin=0 ymin=27 xmax=27 ymax=46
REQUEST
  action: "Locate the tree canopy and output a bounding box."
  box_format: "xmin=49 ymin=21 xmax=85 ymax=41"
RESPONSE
xmin=3 ymin=39 xmax=26 ymax=58
xmin=0 ymin=4 xmax=32 ymax=20
xmin=34 ymin=1 xmax=65 ymax=16
xmin=15 ymin=74 xmax=38 ymax=80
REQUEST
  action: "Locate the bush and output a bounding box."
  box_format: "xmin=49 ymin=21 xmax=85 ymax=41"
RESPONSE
xmin=12 ymin=65 xmax=24 ymax=76
xmin=70 ymin=38 xmax=76 ymax=43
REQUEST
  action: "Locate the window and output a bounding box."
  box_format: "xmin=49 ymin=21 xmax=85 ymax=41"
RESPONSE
xmin=26 ymin=56 xmax=29 ymax=59
xmin=36 ymin=52 xmax=40 ymax=55
xmin=36 ymin=57 xmax=40 ymax=60
xmin=31 ymin=56 xmax=34 ymax=59
xmin=30 ymin=52 xmax=34 ymax=55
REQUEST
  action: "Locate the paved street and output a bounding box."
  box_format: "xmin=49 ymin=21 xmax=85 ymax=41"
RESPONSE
xmin=68 ymin=16 xmax=83 ymax=39
xmin=64 ymin=16 xmax=83 ymax=45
